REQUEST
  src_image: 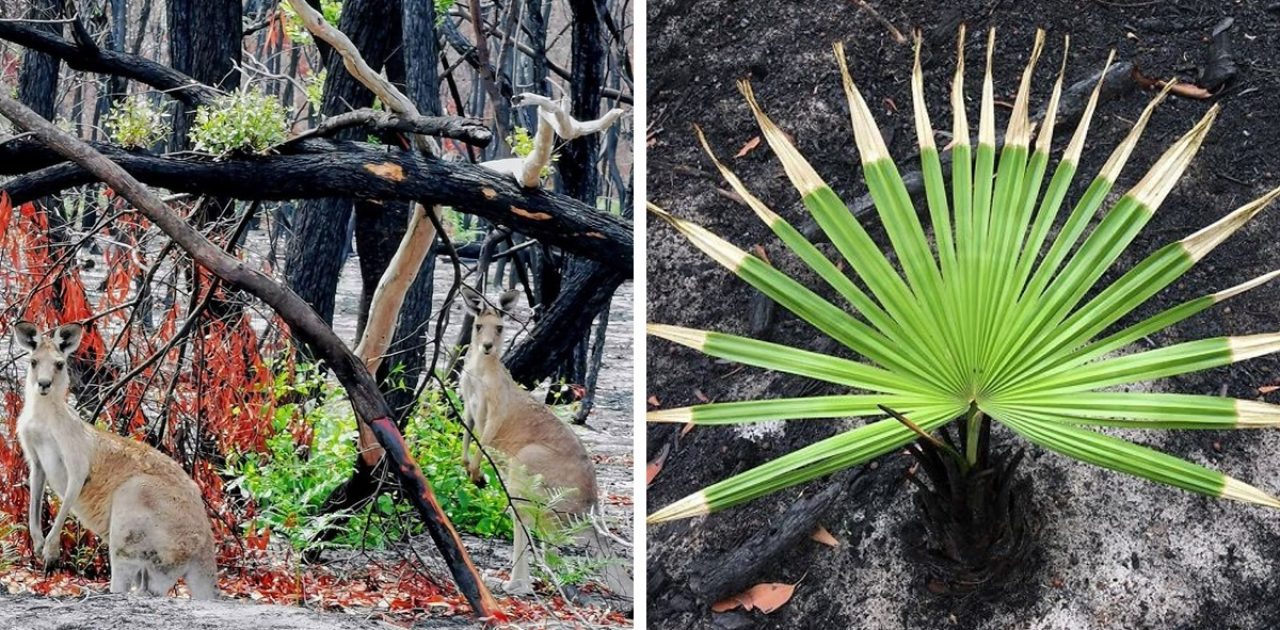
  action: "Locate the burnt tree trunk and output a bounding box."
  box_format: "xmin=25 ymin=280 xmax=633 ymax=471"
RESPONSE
xmin=308 ymin=0 xmax=443 ymax=544
xmin=511 ymin=0 xmax=622 ymax=416
xmin=17 ymin=0 xmax=68 ymax=311
xmin=167 ymin=0 xmax=240 ymax=232
xmin=92 ymin=0 xmax=129 ymax=141
xmin=285 ymin=0 xmax=399 ymax=328
xmin=167 ymin=0 xmax=241 ymax=148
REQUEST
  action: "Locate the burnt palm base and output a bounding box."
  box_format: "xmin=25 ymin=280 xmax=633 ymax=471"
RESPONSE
xmin=904 ymin=415 xmax=1035 ymax=595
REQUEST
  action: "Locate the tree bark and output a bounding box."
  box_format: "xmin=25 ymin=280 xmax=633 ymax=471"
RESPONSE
xmin=167 ymin=0 xmax=241 ymax=149
xmin=285 ymin=0 xmax=400 ymax=326
xmin=0 ymin=140 xmax=633 ymax=271
xmin=16 ymin=0 xmax=62 ymax=121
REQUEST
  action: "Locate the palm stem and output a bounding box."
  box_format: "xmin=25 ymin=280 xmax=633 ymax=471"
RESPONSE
xmin=965 ymin=403 xmax=984 ymax=466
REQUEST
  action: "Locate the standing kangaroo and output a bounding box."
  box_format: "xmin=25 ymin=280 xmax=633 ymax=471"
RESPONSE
xmin=458 ymin=288 xmax=631 ymax=599
xmin=13 ymin=321 xmax=217 ymax=598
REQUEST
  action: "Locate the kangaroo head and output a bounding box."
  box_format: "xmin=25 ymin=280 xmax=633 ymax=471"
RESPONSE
xmin=13 ymin=321 xmax=82 ymax=399
xmin=463 ymin=287 xmax=520 ymax=357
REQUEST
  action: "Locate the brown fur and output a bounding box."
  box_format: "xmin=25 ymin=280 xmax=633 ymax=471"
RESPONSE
xmin=458 ymin=288 xmax=629 ymax=598
xmin=14 ymin=321 xmax=217 ymax=598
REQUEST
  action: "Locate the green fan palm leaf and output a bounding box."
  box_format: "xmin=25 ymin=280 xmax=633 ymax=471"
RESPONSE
xmin=648 ymin=27 xmax=1280 ymax=524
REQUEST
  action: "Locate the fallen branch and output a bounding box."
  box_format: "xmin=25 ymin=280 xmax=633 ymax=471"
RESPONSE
xmin=0 ymin=140 xmax=633 ymax=272
xmin=285 ymin=108 xmax=493 ymax=147
xmin=0 ymin=92 xmax=501 ymax=621
xmin=0 ymin=19 xmax=219 ymax=106
xmin=687 ymin=476 xmax=853 ymax=604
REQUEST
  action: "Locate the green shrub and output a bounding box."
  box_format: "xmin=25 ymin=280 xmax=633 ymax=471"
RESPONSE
xmin=189 ymin=90 xmax=287 ymax=156
xmin=104 ymin=97 xmax=170 ymax=149
xmin=225 ymin=365 xmax=511 ymax=552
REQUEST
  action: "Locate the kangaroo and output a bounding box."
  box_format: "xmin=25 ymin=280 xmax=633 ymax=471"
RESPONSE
xmin=458 ymin=288 xmax=631 ymax=599
xmin=13 ymin=321 xmax=218 ymax=598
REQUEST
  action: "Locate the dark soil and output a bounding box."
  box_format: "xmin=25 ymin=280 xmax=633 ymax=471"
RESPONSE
xmin=646 ymin=1 xmax=1280 ymax=628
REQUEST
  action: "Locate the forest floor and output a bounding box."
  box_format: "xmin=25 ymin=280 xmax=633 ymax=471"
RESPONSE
xmin=647 ymin=0 xmax=1280 ymax=629
xmin=0 ymin=227 xmax=634 ymax=628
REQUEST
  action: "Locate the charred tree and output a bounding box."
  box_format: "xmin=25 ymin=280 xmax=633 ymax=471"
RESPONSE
xmin=310 ymin=0 xmax=445 ymax=548
xmin=166 ymin=0 xmax=240 ymax=148
xmin=285 ymin=0 xmax=400 ymax=328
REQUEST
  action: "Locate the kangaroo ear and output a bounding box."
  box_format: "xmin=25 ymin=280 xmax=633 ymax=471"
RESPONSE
xmin=498 ymin=289 xmax=520 ymax=313
xmin=13 ymin=321 xmax=39 ymax=352
xmin=54 ymin=323 xmax=83 ymax=355
xmin=461 ymin=286 xmax=483 ymax=316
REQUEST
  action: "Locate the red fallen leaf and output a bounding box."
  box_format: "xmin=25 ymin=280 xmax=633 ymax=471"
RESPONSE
xmin=734 ymin=136 xmax=761 ymax=158
xmin=1258 ymin=385 xmax=1279 ymax=394
xmin=694 ymin=389 xmax=710 ymax=403
xmin=648 ymin=395 xmax=661 ymax=407
xmin=811 ymin=526 xmax=839 ymax=547
xmin=712 ymin=582 xmax=798 ymax=614
xmin=752 ymin=244 xmax=772 ymax=266
xmin=681 ymin=422 xmax=695 ymax=438
xmin=647 ymin=443 xmax=671 ymax=486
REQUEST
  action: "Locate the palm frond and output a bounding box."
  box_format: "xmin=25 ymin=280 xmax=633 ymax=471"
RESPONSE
xmin=648 ymin=28 xmax=1280 ymax=523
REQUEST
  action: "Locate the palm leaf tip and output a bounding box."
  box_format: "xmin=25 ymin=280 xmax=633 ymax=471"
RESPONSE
xmin=1128 ymin=104 xmax=1219 ymax=212
xmin=1228 ymin=333 xmax=1280 ymax=363
xmin=648 ymin=407 xmax=693 ymax=424
xmin=1235 ymin=400 xmax=1280 ymax=428
xmin=1213 ymin=269 xmax=1280 ymax=302
xmin=1002 ymin=27 xmax=1045 ymax=149
xmin=737 ymin=79 xmax=826 ymax=194
xmin=646 ymin=323 xmax=709 ymax=350
xmin=1221 ymin=478 xmax=1280 ymax=509
xmin=833 ymin=41 xmax=891 ymax=163
xmin=1181 ymin=185 xmax=1280 ymax=261
xmin=647 ymin=491 xmax=710 ymax=524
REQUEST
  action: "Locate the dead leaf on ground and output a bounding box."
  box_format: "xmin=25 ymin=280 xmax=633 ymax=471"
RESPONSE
xmin=1258 ymin=385 xmax=1278 ymax=394
xmin=694 ymin=388 xmax=710 ymax=403
xmin=1131 ymin=66 xmax=1214 ymax=99
xmin=646 ymin=443 xmax=671 ymax=486
xmin=681 ymin=422 xmax=695 ymax=438
xmin=734 ymin=136 xmax=762 ymax=158
xmin=711 ymin=582 xmax=798 ymax=614
xmin=810 ymin=526 xmax=839 ymax=548
xmin=647 ymin=395 xmax=661 ymax=407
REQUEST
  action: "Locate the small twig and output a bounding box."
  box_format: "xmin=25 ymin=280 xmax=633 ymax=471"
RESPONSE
xmin=850 ymin=0 xmax=907 ymax=44
xmin=879 ymin=405 xmax=968 ymax=472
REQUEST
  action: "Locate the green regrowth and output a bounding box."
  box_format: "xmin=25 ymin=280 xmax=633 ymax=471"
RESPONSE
xmin=647 ymin=27 xmax=1280 ymax=524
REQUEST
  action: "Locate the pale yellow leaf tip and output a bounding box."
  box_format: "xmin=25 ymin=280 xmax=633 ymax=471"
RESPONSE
xmin=1129 ymin=104 xmax=1218 ymax=212
xmin=647 ymin=201 xmax=674 ymax=221
xmin=646 ymin=323 xmax=709 ymax=350
xmin=694 ymin=124 xmax=783 ymax=226
xmin=912 ymin=30 xmax=935 ymax=151
xmin=647 ymin=491 xmax=711 ymax=524
xmin=737 ymin=79 xmax=825 ymax=195
xmin=648 ymin=407 xmax=695 ymax=424
xmin=833 ymin=41 xmax=892 ymax=163
xmin=1214 ymin=269 xmax=1280 ymax=303
xmin=1182 ymin=185 xmax=1280 ymax=262
xmin=1221 ymin=477 xmax=1280 ymax=509
xmin=1004 ymin=28 xmax=1045 ymax=149
xmin=978 ymin=27 xmax=996 ymax=147
xmin=1097 ymin=77 xmax=1175 ymax=182
xmin=1228 ymin=332 xmax=1280 ymax=363
xmin=1034 ymin=35 xmax=1070 ymax=155
xmin=1235 ymin=400 xmax=1280 ymax=428
xmin=1062 ymin=49 xmax=1116 ymax=166
xmin=951 ymin=24 xmax=969 ymax=147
